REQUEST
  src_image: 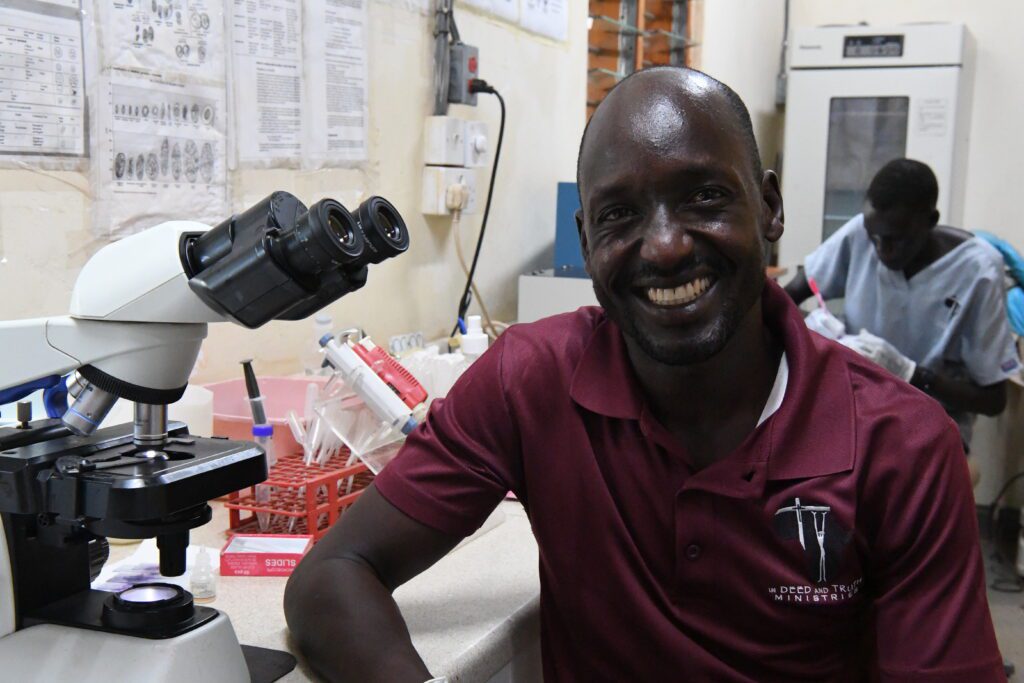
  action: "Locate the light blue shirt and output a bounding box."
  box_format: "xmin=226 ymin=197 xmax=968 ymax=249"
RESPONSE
xmin=805 ymin=213 xmax=1020 ymax=445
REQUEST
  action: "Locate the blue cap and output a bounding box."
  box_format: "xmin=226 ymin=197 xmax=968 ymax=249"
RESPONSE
xmin=252 ymin=423 xmax=273 ymax=437
xmin=319 ymin=333 xmax=334 ymax=347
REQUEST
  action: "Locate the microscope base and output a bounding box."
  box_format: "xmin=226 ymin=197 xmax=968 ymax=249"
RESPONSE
xmin=0 ymin=610 xmax=249 ymax=682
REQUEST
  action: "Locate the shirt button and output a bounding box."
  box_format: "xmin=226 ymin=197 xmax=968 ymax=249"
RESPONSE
xmin=685 ymin=544 xmax=701 ymax=560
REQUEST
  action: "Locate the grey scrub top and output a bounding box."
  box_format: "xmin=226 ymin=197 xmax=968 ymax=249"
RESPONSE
xmin=805 ymin=213 xmax=1020 ymax=445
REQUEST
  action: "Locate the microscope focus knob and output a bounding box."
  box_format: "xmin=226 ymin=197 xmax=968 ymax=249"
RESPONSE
xmin=16 ymin=401 xmax=31 ymax=428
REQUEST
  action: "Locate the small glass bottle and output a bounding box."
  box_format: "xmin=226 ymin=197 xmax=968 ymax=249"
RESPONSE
xmin=190 ymin=546 xmax=217 ymax=603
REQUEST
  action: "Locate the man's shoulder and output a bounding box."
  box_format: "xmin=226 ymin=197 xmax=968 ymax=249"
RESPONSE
xmin=501 ymin=306 xmax=606 ymax=370
xmin=816 ymin=336 xmax=957 ymax=452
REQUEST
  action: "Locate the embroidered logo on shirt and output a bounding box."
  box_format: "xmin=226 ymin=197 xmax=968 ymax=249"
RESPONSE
xmin=773 ymin=498 xmax=851 ymax=584
xmin=1002 ymin=358 xmax=1019 ymax=372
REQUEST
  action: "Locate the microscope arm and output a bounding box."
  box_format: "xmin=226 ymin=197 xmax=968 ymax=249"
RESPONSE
xmin=0 ymin=317 xmax=207 ymax=402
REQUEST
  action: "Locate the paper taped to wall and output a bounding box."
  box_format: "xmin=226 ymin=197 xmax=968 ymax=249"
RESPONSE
xmin=0 ymin=0 xmax=86 ymax=167
xmin=95 ymin=0 xmax=225 ymax=80
xmin=462 ymin=0 xmax=518 ymax=22
xmin=520 ymin=0 xmax=567 ymax=41
xmin=229 ymin=0 xmax=304 ymax=166
xmin=92 ymin=69 xmax=227 ymax=238
xmin=303 ymin=0 xmax=368 ymax=166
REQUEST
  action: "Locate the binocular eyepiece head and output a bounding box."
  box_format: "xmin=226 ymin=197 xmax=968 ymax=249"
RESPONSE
xmin=183 ymin=191 xmax=410 ymax=328
xmin=277 ymin=194 xmax=409 ymax=274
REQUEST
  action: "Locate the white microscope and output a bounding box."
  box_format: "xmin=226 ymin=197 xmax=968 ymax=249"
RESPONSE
xmin=0 ymin=192 xmax=409 ymax=681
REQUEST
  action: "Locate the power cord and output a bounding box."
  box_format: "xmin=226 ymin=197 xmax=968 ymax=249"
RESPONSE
xmin=446 ymin=187 xmax=507 ymax=339
xmin=450 ymin=78 xmax=505 ymax=337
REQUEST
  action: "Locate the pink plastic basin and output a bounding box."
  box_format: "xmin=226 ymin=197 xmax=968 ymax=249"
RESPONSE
xmin=205 ymin=376 xmax=330 ymax=457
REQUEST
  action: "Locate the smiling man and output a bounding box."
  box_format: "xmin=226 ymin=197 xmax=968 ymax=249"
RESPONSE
xmin=284 ymin=68 xmax=1004 ymax=681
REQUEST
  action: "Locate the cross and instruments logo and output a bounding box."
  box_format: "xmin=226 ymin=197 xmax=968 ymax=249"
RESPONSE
xmin=773 ymin=497 xmax=852 ymax=584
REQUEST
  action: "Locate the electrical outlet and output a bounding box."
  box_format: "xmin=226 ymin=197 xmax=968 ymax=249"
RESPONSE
xmin=423 ymin=116 xmax=466 ymax=167
xmin=422 ymin=166 xmax=478 ymax=215
xmin=448 ymin=43 xmax=479 ymax=106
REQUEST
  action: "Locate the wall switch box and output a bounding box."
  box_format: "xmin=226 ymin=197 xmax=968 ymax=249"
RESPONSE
xmin=464 ymin=120 xmax=488 ymax=168
xmin=423 ymin=116 xmax=466 ymax=167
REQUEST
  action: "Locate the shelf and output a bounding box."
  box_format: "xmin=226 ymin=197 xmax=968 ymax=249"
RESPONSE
xmin=588 ymin=67 xmax=628 ymax=82
xmin=588 ymin=14 xmax=645 ymax=36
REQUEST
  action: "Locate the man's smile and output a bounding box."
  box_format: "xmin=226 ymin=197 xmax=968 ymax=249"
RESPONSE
xmin=642 ymin=275 xmax=715 ymax=307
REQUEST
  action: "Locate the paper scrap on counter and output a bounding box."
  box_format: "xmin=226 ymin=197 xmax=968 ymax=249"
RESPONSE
xmin=92 ymin=69 xmax=227 ymax=238
xmin=303 ymin=0 xmax=368 ymax=166
xmin=229 ymin=0 xmax=303 ymax=165
xmin=95 ymin=0 xmax=225 ymax=80
xmin=519 ymin=0 xmax=567 ymax=41
xmin=461 ymin=0 xmax=518 ymax=22
xmin=0 ymin=0 xmax=85 ymax=166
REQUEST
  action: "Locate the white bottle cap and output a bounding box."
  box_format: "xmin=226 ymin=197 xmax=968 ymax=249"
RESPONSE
xmin=461 ymin=315 xmax=489 ymax=359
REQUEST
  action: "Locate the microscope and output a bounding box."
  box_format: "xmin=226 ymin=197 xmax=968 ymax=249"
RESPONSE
xmin=0 ymin=192 xmax=409 ymax=681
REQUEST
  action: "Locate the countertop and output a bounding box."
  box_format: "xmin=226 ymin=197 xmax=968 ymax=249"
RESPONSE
xmin=107 ymin=500 xmax=541 ymax=682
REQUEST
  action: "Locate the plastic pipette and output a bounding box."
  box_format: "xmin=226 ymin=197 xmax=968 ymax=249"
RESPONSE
xmin=807 ymin=276 xmax=828 ymax=310
xmin=240 ymin=359 xmax=267 ymax=426
xmin=319 ymin=335 xmax=418 ymax=435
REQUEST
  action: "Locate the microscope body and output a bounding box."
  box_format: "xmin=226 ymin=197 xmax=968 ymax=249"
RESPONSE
xmin=0 ymin=191 xmax=409 ymax=682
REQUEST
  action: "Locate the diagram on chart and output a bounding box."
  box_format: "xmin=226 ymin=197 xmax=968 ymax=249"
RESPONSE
xmin=0 ymin=1 xmax=86 ymax=164
xmin=98 ymin=0 xmax=225 ymax=79
xmin=93 ymin=70 xmax=226 ymax=237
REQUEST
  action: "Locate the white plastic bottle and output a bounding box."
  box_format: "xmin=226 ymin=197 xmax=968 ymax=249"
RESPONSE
xmin=303 ymin=314 xmax=334 ymax=375
xmin=461 ymin=315 xmax=489 ymax=361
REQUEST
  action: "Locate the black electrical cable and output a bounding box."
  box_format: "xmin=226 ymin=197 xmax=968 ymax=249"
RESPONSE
xmin=451 ymin=79 xmax=505 ymax=337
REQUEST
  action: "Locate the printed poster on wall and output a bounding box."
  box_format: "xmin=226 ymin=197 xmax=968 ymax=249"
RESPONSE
xmin=303 ymin=0 xmax=368 ymax=166
xmin=95 ymin=0 xmax=226 ymax=80
xmin=228 ymin=0 xmax=304 ymax=166
xmin=462 ymin=0 xmax=518 ymax=23
xmin=519 ymin=0 xmax=567 ymax=41
xmin=0 ymin=0 xmax=86 ymax=168
xmin=92 ymin=69 xmax=227 ymax=238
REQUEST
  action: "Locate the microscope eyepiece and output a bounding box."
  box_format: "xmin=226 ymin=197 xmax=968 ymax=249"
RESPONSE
xmin=356 ymin=196 xmax=409 ymax=264
xmin=281 ymin=199 xmax=365 ymax=273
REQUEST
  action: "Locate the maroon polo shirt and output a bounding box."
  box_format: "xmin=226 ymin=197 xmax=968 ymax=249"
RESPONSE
xmin=375 ymin=281 xmax=1003 ymax=682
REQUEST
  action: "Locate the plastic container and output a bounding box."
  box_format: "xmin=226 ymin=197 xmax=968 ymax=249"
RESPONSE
xmin=225 ymin=448 xmax=373 ymax=541
xmin=205 ymin=376 xmax=330 ymax=456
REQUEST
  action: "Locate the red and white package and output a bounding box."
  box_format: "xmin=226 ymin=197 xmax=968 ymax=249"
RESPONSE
xmin=220 ymin=534 xmax=314 ymax=577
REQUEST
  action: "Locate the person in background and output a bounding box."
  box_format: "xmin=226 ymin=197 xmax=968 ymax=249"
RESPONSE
xmin=285 ymin=70 xmax=1005 ymax=682
xmin=785 ymin=158 xmax=1018 ymax=451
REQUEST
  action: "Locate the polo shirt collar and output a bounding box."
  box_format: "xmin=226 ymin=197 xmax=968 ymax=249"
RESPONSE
xmin=569 ymin=316 xmax=646 ymax=419
xmin=569 ymin=280 xmax=856 ymax=481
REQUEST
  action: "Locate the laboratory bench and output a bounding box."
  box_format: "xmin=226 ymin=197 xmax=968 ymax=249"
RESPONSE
xmin=106 ymin=500 xmax=542 ymax=683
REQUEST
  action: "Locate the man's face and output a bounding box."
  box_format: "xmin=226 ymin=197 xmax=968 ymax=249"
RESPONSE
xmin=576 ymin=80 xmax=783 ymax=366
xmin=862 ymin=203 xmax=935 ymax=272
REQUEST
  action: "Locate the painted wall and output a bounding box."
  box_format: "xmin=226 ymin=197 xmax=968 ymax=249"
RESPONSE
xmin=0 ymin=1 xmax=587 ymax=381
xmin=694 ymin=0 xmax=786 ymax=171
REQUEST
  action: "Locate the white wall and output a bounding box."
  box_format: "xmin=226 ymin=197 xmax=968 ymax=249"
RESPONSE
xmin=695 ymin=0 xmax=786 ymax=170
xmin=0 ymin=2 xmax=587 ymax=381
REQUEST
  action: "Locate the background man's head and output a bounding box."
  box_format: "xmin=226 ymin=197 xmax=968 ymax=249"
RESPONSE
xmin=863 ymin=158 xmax=941 ymax=271
xmin=575 ymin=66 xmax=783 ymax=366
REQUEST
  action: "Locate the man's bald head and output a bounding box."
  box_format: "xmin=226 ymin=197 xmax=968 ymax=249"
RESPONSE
xmin=577 ymin=67 xmax=763 ymax=199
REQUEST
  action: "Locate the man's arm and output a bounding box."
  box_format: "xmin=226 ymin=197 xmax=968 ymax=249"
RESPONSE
xmin=909 ymin=368 xmax=1007 ymax=416
xmin=285 ymin=484 xmax=463 ymax=683
xmin=868 ymin=419 xmax=1003 ymax=680
xmin=783 ymin=268 xmax=813 ymax=305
